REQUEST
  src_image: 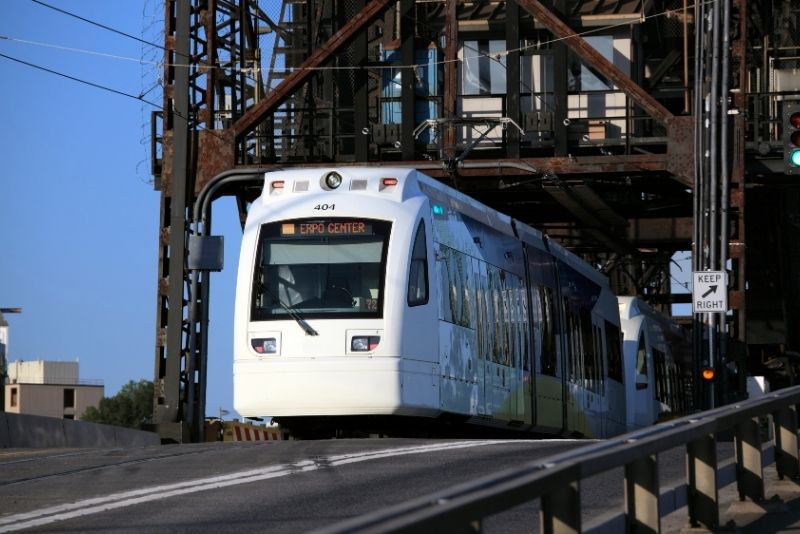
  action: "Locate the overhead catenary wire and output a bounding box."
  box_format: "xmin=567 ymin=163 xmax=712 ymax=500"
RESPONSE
xmin=0 ymin=51 xmax=161 ymax=107
xmin=3 ymin=0 xmax=709 ymax=146
xmin=0 ymin=51 xmax=229 ymax=143
xmin=0 ymin=35 xmax=157 ymax=65
xmin=28 ymin=0 xmax=176 ymax=55
xmin=7 ymin=1 xmax=709 ymax=79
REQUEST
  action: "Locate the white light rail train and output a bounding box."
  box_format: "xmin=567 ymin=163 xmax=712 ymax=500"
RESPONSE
xmin=233 ymin=167 xmax=689 ymax=438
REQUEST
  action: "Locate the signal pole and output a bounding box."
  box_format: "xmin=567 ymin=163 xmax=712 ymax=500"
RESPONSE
xmin=0 ymin=307 xmax=22 ymax=412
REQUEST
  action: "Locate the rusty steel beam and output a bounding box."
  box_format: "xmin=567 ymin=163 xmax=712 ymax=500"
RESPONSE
xmin=506 ymin=0 xmax=521 ymax=158
xmin=155 ymin=0 xmax=192 ymax=443
xmin=517 ymin=0 xmax=673 ymax=125
xmin=544 ymin=216 xmax=692 ymax=249
xmin=224 ymin=153 xmax=669 ymax=176
xmin=543 ymin=180 xmax=634 ymax=255
xmin=443 ymin=0 xmax=458 ymax=161
xmin=232 ymin=0 xmax=394 ymax=140
xmin=627 ymin=216 xmax=693 ymax=244
xmin=456 ymin=154 xmax=668 ymax=175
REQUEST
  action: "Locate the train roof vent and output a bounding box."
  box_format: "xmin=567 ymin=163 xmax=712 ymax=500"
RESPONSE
xmin=294 ymin=180 xmax=309 ymax=192
xmin=350 ymin=179 xmax=368 ymax=191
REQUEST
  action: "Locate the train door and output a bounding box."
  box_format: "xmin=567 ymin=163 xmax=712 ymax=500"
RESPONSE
xmin=483 ymin=264 xmax=512 ymax=421
xmin=653 ymin=347 xmax=669 ymax=418
xmin=494 ymin=267 xmax=513 ymax=421
xmin=564 ymin=300 xmax=586 ymax=436
xmin=633 ymin=332 xmax=657 ymax=427
xmin=517 ymin=277 xmax=533 ymax=426
xmin=579 ymin=309 xmax=602 ymax=437
xmin=474 ymin=257 xmax=487 ymax=415
xmin=603 ymin=321 xmax=626 ymax=436
xmin=532 ymin=284 xmax=563 ymax=430
xmin=509 ymin=275 xmax=530 ymax=424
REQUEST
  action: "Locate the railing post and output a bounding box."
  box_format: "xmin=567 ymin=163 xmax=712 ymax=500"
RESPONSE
xmin=736 ymin=416 xmax=765 ymax=502
xmin=686 ymin=433 xmax=719 ymax=529
xmin=773 ymin=405 xmax=800 ymax=480
xmin=540 ymin=481 xmax=580 ymax=534
xmin=625 ymin=454 xmax=661 ymax=533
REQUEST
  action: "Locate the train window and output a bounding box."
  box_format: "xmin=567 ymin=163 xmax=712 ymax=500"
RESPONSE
xmin=488 ymin=266 xmax=509 ymax=365
xmin=653 ymin=348 xmax=667 ymax=406
xmin=636 ymin=334 xmax=648 ymax=377
xmin=475 ymin=262 xmax=487 ymax=359
xmin=461 ymin=254 xmax=474 ymax=328
xmin=565 ymin=303 xmax=578 ymax=382
xmin=505 ymin=287 xmax=515 ymax=367
xmin=539 ymin=286 xmax=557 ymax=376
xmin=407 ymin=221 xmax=429 ymax=307
xmin=491 ymin=269 xmax=504 ymax=364
xmin=529 ymin=286 xmax=542 ymax=371
xmin=436 ymin=245 xmax=472 ymax=327
xmin=501 ymin=279 xmax=512 ymax=366
xmin=520 ymin=283 xmax=530 ymax=371
xmin=595 ymin=325 xmax=605 ymax=390
xmin=510 ymin=278 xmax=525 ymax=370
xmin=251 ymin=218 xmax=390 ymax=320
xmin=580 ymin=308 xmax=594 ymax=391
xmin=605 ymin=322 xmax=623 ymax=383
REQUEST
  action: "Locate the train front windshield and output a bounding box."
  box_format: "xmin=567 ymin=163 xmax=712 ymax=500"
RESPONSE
xmin=251 ymin=218 xmax=391 ymax=320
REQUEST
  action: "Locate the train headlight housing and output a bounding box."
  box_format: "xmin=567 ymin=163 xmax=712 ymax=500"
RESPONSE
xmin=251 ymin=337 xmax=277 ymax=354
xmin=351 ymin=336 xmax=380 ymax=352
xmin=323 ymin=171 xmax=343 ymax=190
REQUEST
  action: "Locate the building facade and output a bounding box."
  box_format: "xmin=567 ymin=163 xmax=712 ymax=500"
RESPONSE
xmin=4 ymin=360 xmax=103 ymax=420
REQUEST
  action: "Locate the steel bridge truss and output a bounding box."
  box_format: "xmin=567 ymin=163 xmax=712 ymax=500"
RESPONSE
xmin=153 ymin=0 xmax=798 ymax=441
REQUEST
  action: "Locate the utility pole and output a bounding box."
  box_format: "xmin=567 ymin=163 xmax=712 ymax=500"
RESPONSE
xmin=0 ymin=307 xmax=22 ymax=412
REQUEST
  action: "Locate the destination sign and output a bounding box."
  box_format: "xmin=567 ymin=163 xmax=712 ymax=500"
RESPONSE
xmin=281 ymin=221 xmax=372 ymax=237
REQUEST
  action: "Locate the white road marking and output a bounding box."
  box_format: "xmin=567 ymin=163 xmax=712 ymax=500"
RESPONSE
xmin=0 ymin=440 xmax=526 ymax=532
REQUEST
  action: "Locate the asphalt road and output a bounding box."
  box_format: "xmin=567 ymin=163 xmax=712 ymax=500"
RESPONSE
xmin=0 ymin=438 xmax=688 ymax=533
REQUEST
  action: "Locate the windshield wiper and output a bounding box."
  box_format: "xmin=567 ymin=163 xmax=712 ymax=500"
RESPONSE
xmin=261 ymin=285 xmax=319 ymax=336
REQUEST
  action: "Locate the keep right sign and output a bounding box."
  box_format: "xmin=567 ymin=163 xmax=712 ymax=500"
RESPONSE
xmin=692 ymin=271 xmax=728 ymax=313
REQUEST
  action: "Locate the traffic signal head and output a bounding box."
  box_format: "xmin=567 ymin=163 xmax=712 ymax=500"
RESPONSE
xmin=701 ymin=367 xmax=715 ymax=381
xmin=785 ymin=101 xmax=800 ymax=175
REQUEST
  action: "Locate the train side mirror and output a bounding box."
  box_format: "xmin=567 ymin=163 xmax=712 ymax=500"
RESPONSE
xmin=188 ymin=235 xmax=224 ymax=271
xmin=635 ymin=373 xmax=648 ymax=390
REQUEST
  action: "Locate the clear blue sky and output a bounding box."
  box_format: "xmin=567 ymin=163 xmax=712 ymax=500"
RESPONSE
xmin=1 ymin=0 xmax=243 ymax=418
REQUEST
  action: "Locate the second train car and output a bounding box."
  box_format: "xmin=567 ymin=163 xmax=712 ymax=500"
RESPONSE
xmin=233 ymin=167 xmax=685 ymax=438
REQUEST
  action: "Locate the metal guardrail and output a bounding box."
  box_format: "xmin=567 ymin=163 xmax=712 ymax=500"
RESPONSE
xmin=315 ymin=385 xmax=800 ymax=534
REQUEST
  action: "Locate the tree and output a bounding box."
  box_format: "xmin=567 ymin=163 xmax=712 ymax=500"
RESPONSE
xmin=82 ymin=379 xmax=154 ymax=430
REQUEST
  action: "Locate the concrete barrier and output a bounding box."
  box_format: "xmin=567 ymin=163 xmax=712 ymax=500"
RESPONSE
xmin=0 ymin=413 xmax=10 ymax=448
xmin=0 ymin=412 xmax=160 ymax=448
xmin=4 ymin=412 xmax=67 ymax=448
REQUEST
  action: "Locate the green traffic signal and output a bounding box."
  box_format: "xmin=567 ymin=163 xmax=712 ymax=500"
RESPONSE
xmin=786 ymin=106 xmax=800 ymax=174
xmin=792 ymin=148 xmax=800 ymax=168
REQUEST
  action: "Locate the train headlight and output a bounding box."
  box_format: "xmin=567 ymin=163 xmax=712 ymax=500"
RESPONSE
xmin=351 ymin=336 xmax=380 ymax=352
xmin=323 ymin=171 xmax=343 ymax=190
xmin=251 ymin=337 xmax=277 ymax=354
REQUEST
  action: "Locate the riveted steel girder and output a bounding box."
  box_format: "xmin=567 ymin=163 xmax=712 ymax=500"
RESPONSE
xmin=232 ymin=0 xmax=395 ymax=140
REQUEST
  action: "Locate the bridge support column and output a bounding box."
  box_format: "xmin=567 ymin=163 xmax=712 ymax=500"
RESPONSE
xmin=687 ymin=434 xmax=719 ymax=529
xmin=773 ymin=405 xmax=800 ymax=480
xmin=625 ymin=454 xmax=660 ymax=533
xmin=735 ymin=417 xmax=765 ymax=501
xmin=540 ymin=480 xmax=580 ymax=534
